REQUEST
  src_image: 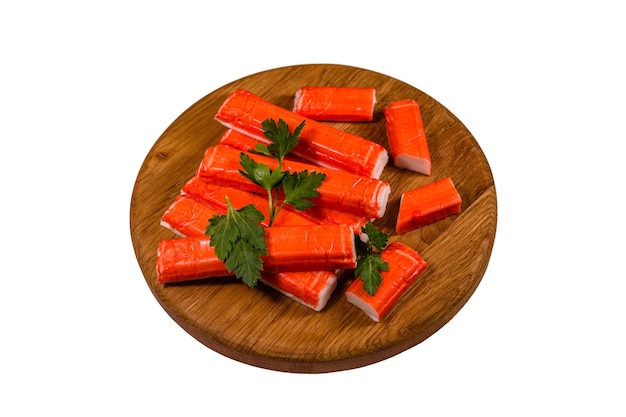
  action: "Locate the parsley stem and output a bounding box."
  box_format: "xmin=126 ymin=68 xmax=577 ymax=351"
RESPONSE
xmin=276 ymin=200 xmax=288 ymax=218
xmin=267 ymin=189 xmax=274 ymax=227
xmin=267 ymin=187 xmax=282 ymax=227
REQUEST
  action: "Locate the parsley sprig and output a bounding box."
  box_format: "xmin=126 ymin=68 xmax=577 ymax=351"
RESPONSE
xmin=355 ymin=223 xmax=390 ymax=295
xmin=205 ymin=197 xmax=267 ymax=287
xmin=239 ymin=118 xmax=326 ymax=226
xmin=205 ymin=118 xmax=326 ymax=287
xmin=256 ymin=118 xmax=304 ymax=164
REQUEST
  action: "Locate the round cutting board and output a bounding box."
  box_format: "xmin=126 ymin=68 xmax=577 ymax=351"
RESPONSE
xmin=130 ymin=64 xmax=497 ymax=373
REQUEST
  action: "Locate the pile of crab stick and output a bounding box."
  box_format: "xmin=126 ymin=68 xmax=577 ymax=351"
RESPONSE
xmin=155 ymin=86 xmax=463 ymax=320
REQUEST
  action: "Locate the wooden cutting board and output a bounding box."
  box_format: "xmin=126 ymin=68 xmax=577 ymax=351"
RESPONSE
xmin=130 ymin=64 xmax=497 ymax=373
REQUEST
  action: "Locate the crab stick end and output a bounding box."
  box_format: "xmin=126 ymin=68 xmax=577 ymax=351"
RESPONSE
xmin=159 ymin=220 xmax=187 ymax=238
xmin=394 ymin=154 xmax=431 ymax=176
xmin=376 ymin=182 xmax=392 ymax=218
xmin=292 ymin=87 xmax=377 ymax=122
xmin=345 ymin=292 xmax=381 ymax=322
xmin=315 ymin=276 xmax=338 ymax=311
xmin=395 ymin=178 xmax=462 ymax=234
xmin=263 ymin=271 xmax=338 ymax=311
xmin=306 ymin=276 xmax=338 ymax=311
xmin=293 ymin=88 xmax=304 ymax=112
xmin=372 ymin=148 xmax=390 ymax=179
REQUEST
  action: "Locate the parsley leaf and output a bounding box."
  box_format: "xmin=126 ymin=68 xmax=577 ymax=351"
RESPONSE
xmin=239 ymin=152 xmax=284 ymax=191
xmin=362 ymin=222 xmax=388 ymax=252
xmin=205 ymin=197 xmax=267 ymax=287
xmin=355 ymin=252 xmax=389 ymax=296
xmin=224 ymin=239 xmax=265 ymax=287
xmin=260 ymin=118 xmax=306 ymax=163
xmin=281 ymin=170 xmax=326 ymax=211
xmin=355 ymin=222 xmax=390 ymax=296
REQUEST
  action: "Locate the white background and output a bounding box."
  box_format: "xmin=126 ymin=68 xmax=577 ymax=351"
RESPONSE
xmin=2 ymin=1 xmax=624 ymax=415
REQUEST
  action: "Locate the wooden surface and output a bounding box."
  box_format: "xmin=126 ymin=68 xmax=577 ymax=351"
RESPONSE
xmin=130 ymin=64 xmax=497 ymax=373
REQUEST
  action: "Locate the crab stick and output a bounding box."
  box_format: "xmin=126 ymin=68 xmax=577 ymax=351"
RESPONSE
xmin=182 ymin=176 xmax=316 ymax=227
xmin=384 ymin=99 xmax=431 ymax=175
xmin=293 ymin=86 xmax=376 ymax=122
xmin=156 ymin=224 xmax=357 ymax=284
xmin=160 ymin=194 xmax=220 ymax=237
xmin=345 ymin=242 xmax=428 ymax=322
xmin=214 ymin=88 xmax=388 ymax=178
xmin=197 ymin=145 xmax=391 ymax=220
xmin=396 ymin=177 xmax=462 ymax=234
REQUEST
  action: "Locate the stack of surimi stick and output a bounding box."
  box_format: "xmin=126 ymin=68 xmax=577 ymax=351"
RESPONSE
xmin=156 ymin=87 xmax=462 ymax=321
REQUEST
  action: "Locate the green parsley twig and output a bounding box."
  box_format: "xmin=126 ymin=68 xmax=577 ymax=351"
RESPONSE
xmin=355 ymin=222 xmax=390 ymax=295
xmin=239 ymin=118 xmax=325 ymax=226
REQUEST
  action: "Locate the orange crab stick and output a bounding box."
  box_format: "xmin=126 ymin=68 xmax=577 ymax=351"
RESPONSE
xmin=156 ymin=224 xmax=357 ymax=284
xmin=215 ymin=88 xmax=388 ymax=178
xmin=384 ymin=99 xmax=431 ymax=175
xmin=182 ymin=176 xmax=316 ymax=227
xmin=345 ymin=242 xmax=428 ymax=322
xmin=396 ymin=177 xmax=462 ymax=234
xmin=198 ymin=145 xmax=391 ymax=220
xmin=293 ymin=86 xmax=376 ymax=122
xmin=160 ymin=194 xmax=220 ymax=237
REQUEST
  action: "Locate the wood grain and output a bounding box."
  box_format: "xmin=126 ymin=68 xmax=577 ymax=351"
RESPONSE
xmin=130 ymin=64 xmax=497 ymax=373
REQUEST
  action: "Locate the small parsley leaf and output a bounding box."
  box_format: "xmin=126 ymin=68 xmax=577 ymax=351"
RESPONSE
xmin=362 ymin=222 xmax=388 ymax=252
xmin=225 ymin=239 xmax=266 ymax=287
xmin=355 ymin=222 xmax=390 ymax=296
xmin=239 ymin=152 xmax=284 ymax=191
xmin=253 ymin=143 xmax=273 ymax=158
xmin=355 ymin=252 xmax=389 ymax=296
xmin=205 ymin=197 xmax=267 ymax=287
xmin=282 ymin=170 xmax=326 ymax=211
xmin=261 ymin=118 xmax=305 ymax=163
